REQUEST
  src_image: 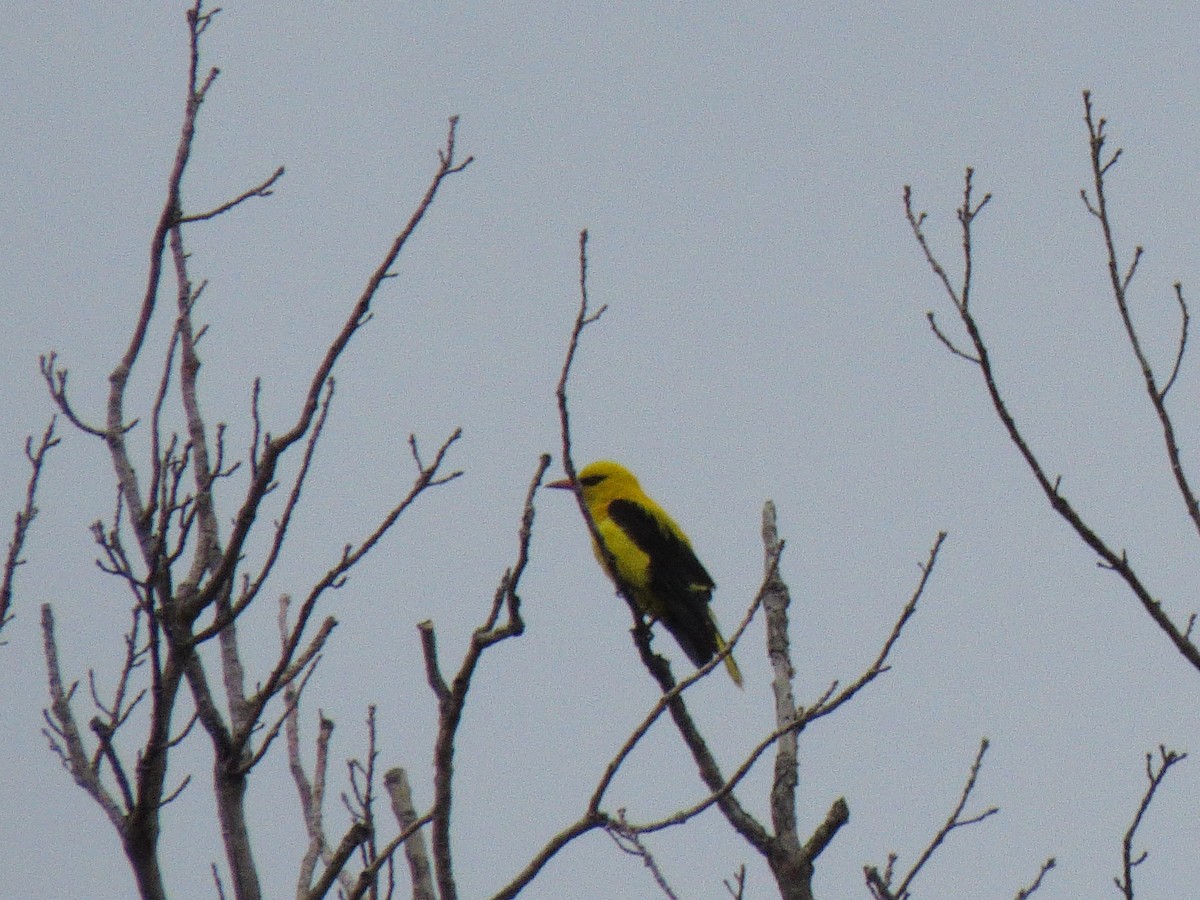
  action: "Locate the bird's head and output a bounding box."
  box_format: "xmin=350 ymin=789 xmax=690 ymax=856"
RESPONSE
xmin=546 ymin=459 xmax=643 ymax=511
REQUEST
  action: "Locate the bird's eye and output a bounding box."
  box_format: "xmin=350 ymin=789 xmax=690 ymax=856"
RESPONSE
xmin=580 ymin=474 xmax=605 ymax=487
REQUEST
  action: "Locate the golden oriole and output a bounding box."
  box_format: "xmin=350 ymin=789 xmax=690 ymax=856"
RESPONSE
xmin=548 ymin=460 xmax=743 ymax=687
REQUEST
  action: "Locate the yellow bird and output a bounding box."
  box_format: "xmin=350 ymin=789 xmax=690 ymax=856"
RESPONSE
xmin=548 ymin=460 xmax=743 ymax=687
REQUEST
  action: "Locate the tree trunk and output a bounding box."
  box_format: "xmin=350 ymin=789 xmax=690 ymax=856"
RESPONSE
xmin=215 ymin=758 xmax=261 ymax=900
xmin=769 ymin=845 xmax=815 ymax=900
xmin=124 ymin=823 xmax=168 ymax=900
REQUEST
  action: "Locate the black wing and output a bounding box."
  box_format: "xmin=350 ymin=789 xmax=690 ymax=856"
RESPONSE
xmin=607 ymin=498 xmax=718 ymax=667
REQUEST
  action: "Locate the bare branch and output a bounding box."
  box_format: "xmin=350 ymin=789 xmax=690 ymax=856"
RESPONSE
xmin=346 ymin=810 xmax=435 ymax=900
xmin=489 ymin=813 xmax=609 ymax=900
xmin=553 ymin=229 xmax=608 ymax=501
xmin=185 ymin=117 xmax=472 ymax=625
xmin=291 ymin=705 xmax=338 ymax=895
xmin=234 ymin=379 xmax=336 ymax=621
xmin=926 ymin=311 xmax=981 ymax=364
xmin=307 ymin=820 xmax=372 ymax=900
xmin=39 ymin=355 xmax=108 ymax=438
xmin=178 ymin=165 xmax=286 ymax=223
xmin=763 ymin=500 xmax=799 ymax=844
xmin=1081 ymin=93 xmax=1200 ymax=549
xmin=418 ymin=620 xmax=450 ymax=703
xmin=277 ymin=594 xmax=358 ymax=900
xmin=159 ymin=772 xmax=193 ymax=808
xmin=866 ymin=738 xmax=998 ymax=899
xmin=41 ymin=604 xmax=125 ymax=830
xmin=384 ymin=768 xmax=435 ymax=900
xmin=908 ymin=155 xmax=1200 ymax=674
xmin=1114 ymin=745 xmax=1187 ymax=899
xmin=804 ymin=798 xmax=851 ymax=863
xmin=902 ymin=183 xmax=964 ymax=316
xmin=1120 ymin=245 xmax=1144 ymax=294
xmin=338 ymin=705 xmax=382 ymax=892
xmin=805 ymin=532 xmax=945 ymax=726
xmin=723 ymin=864 xmax=747 ymax=900
xmin=212 ymin=863 xmax=228 ymax=900
xmin=1016 ymin=857 xmax=1057 ymax=899
xmin=168 ymin=709 xmax=199 ymax=748
xmin=90 ymin=716 xmax=135 ymax=813
xmin=605 ymin=811 xmax=680 ymax=899
xmin=1 ymin=417 xmax=59 ymax=634
xmin=1160 ymin=282 xmax=1190 ymax=401
xmin=427 ymin=455 xmax=549 ymax=900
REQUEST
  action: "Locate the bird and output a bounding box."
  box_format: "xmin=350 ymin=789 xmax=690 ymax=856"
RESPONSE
xmin=547 ymin=460 xmax=743 ymax=687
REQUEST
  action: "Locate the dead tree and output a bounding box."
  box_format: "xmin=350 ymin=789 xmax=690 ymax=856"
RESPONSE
xmin=38 ymin=4 xmax=469 ymax=898
xmin=17 ymin=5 xmax=1053 ymax=898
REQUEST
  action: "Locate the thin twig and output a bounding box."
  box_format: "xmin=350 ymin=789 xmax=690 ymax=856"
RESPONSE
xmin=212 ymin=863 xmax=228 ymax=900
xmin=177 ymin=165 xmax=285 ymax=223
xmin=1 ymin=417 xmax=60 ymax=634
xmin=723 ymin=864 xmax=747 ymax=900
xmin=865 ymin=738 xmax=998 ymax=899
xmin=1015 ymin=857 xmax=1056 ymax=899
xmin=605 ymin=811 xmax=679 ymax=899
xmin=1160 ymin=282 xmax=1190 ymax=400
xmin=1114 ymin=745 xmax=1187 ymax=899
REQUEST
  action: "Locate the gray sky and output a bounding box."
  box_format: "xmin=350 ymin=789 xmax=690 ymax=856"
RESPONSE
xmin=3 ymin=3 xmax=1200 ymax=897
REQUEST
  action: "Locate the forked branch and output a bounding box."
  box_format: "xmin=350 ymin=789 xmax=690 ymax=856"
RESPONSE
xmin=1080 ymin=92 xmax=1200 ymax=541
xmin=865 ymin=738 xmax=1002 ymax=900
xmin=906 ymin=123 xmax=1200 ymax=675
xmin=1114 ymin=745 xmax=1187 ymax=899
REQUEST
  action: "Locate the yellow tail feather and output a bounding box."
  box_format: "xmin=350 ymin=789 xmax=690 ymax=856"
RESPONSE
xmin=715 ymin=632 xmax=743 ymax=689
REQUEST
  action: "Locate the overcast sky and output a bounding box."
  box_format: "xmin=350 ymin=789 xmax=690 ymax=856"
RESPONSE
xmin=4 ymin=3 xmax=1200 ymax=898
